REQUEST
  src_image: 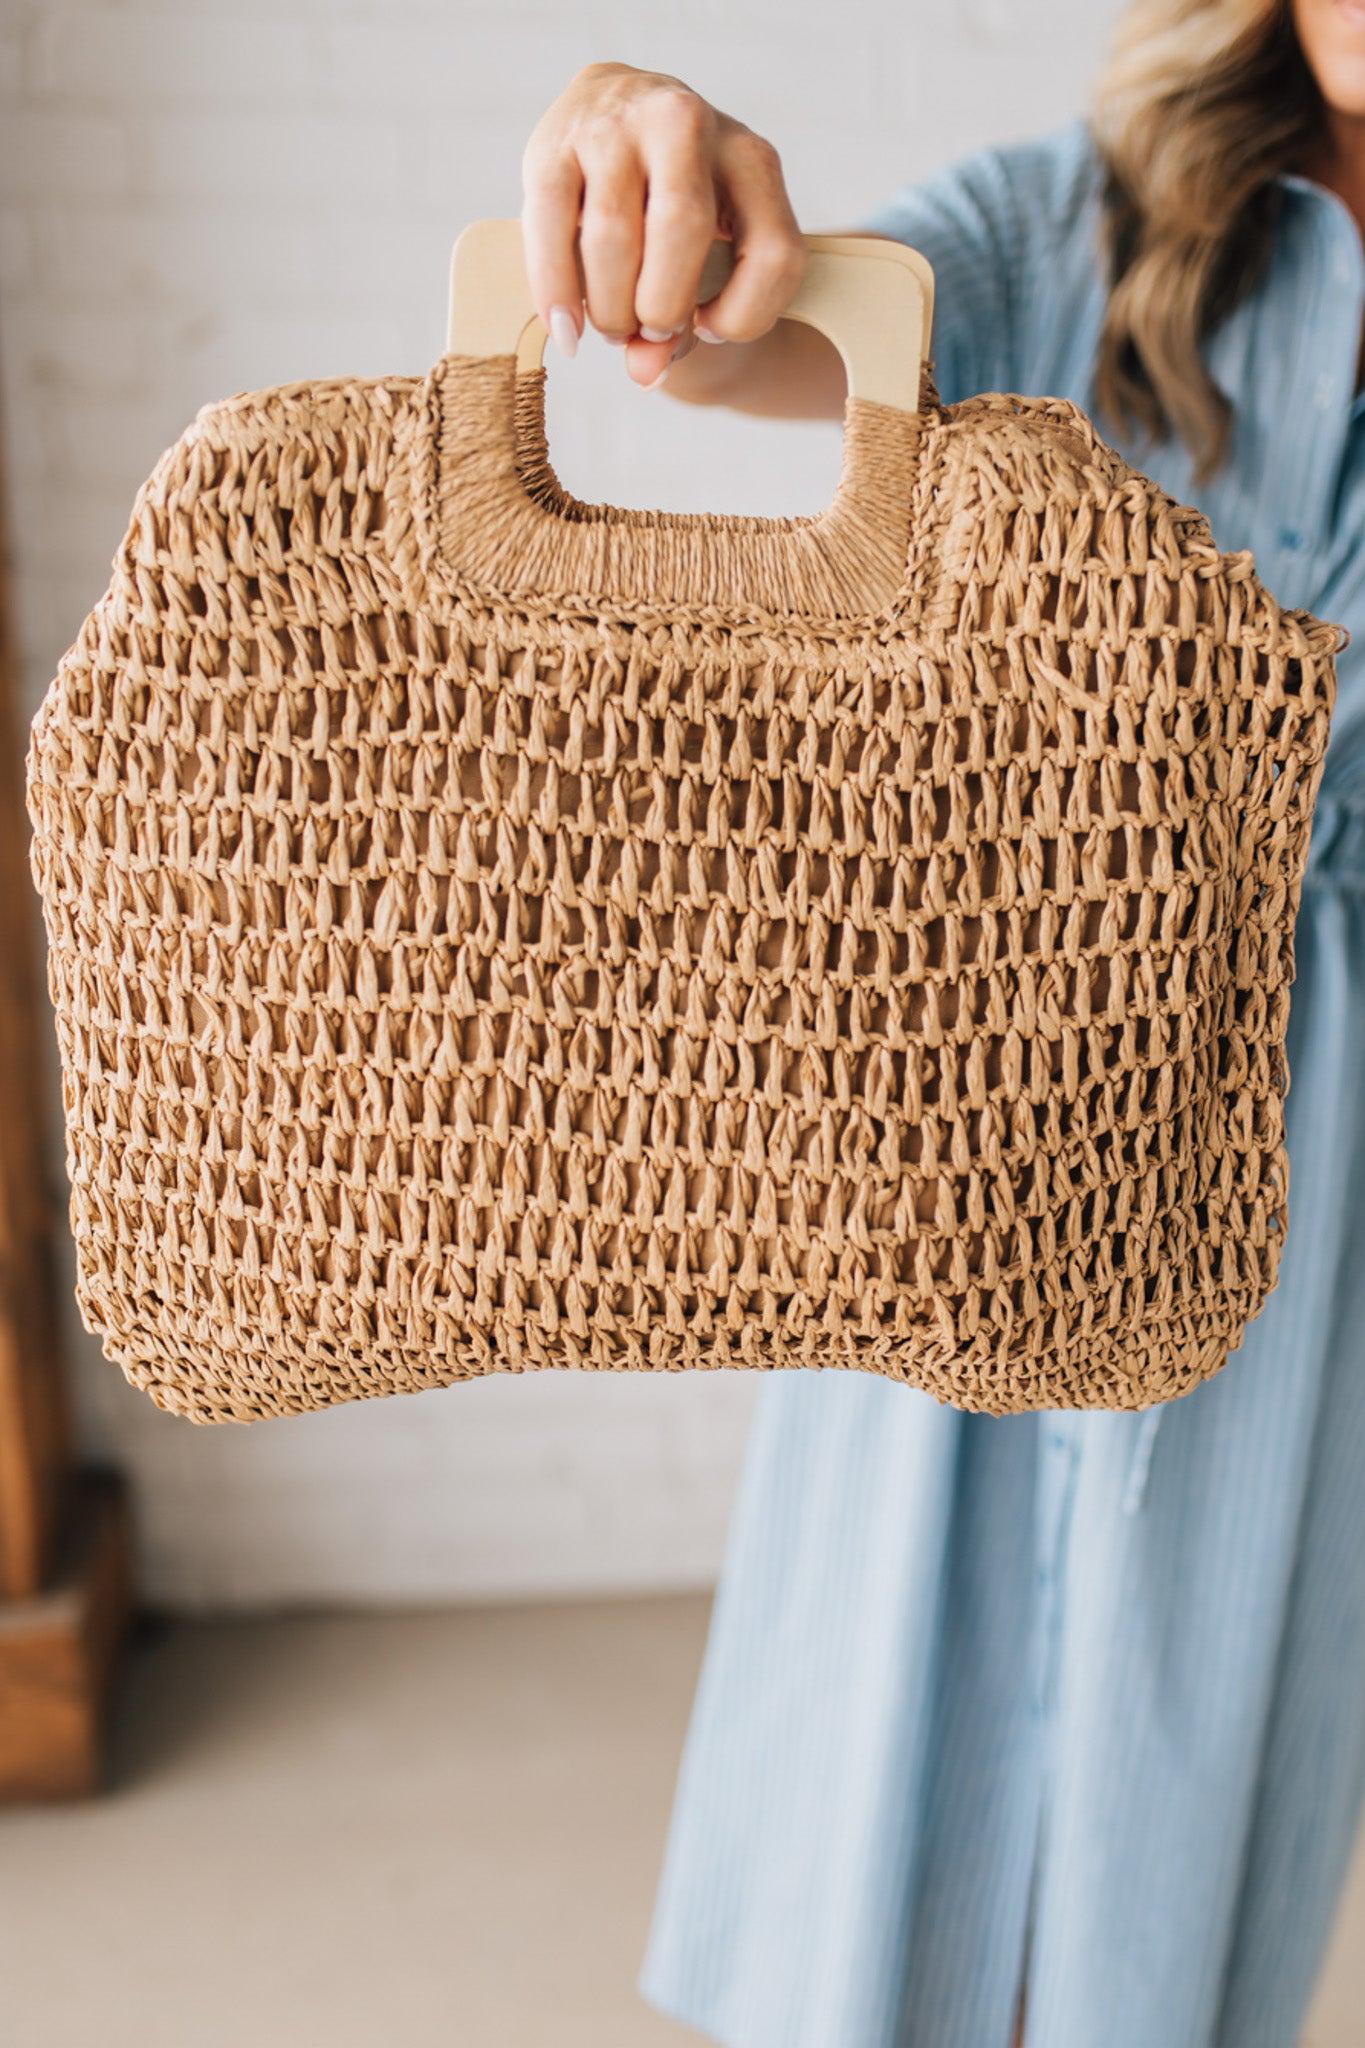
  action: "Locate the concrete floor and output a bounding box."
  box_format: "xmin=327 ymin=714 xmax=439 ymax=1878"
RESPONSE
xmin=1 ymin=1597 xmax=1361 ymax=2048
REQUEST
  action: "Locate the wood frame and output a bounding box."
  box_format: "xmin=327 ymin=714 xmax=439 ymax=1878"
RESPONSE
xmin=448 ymin=222 xmax=935 ymax=412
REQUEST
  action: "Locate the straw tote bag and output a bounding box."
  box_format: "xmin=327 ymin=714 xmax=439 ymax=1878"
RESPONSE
xmin=27 ymin=224 xmax=1340 ymax=1424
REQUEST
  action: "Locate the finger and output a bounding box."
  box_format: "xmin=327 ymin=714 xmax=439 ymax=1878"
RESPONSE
xmin=694 ymin=129 xmax=805 ymax=344
xmin=623 ymin=328 xmax=696 ymax=390
xmin=576 ymin=137 xmax=646 ymax=340
xmin=634 ymin=103 xmax=720 ymax=341
xmin=521 ymin=155 xmax=586 ymax=357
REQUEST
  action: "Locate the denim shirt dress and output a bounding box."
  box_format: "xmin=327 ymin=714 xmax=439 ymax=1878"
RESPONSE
xmin=640 ymin=120 xmax=1365 ymax=2048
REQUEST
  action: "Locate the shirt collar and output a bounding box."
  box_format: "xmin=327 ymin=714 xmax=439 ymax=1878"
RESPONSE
xmin=1277 ymin=169 xmax=1365 ymax=261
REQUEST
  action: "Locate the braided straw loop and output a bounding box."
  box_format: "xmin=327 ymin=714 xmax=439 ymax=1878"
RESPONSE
xmin=25 ymin=354 xmax=1340 ymax=1421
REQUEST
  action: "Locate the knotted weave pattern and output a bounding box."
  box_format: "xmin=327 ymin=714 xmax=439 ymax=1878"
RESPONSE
xmin=26 ymin=357 xmax=1340 ymax=1421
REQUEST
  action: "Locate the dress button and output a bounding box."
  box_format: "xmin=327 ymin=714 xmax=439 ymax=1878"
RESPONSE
xmin=1279 ymin=527 xmax=1304 ymax=551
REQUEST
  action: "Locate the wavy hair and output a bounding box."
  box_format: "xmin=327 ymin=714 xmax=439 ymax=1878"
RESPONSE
xmin=1092 ymin=0 xmax=1321 ymax=476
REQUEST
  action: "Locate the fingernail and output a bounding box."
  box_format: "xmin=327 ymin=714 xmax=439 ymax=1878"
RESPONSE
xmin=639 ymin=323 xmax=680 ymax=344
xmin=694 ymin=323 xmax=724 ymax=344
xmin=601 ymin=330 xmax=632 ymax=346
xmin=548 ymin=304 xmax=579 ymax=359
xmin=641 ymin=364 xmax=671 ymax=392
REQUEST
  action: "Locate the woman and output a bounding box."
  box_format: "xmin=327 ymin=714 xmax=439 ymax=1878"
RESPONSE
xmin=522 ymin=6 xmax=1365 ymax=2044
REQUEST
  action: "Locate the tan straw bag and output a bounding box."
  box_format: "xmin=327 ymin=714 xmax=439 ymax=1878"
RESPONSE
xmin=27 ymin=224 xmax=1340 ymax=1423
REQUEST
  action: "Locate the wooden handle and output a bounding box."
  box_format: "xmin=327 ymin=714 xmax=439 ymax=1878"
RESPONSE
xmin=447 ymin=221 xmax=934 ymax=414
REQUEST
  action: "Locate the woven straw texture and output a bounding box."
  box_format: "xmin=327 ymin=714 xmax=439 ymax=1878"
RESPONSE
xmin=27 ymin=355 xmax=1340 ymax=1422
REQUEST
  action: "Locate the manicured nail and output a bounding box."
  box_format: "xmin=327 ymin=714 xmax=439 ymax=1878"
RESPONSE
xmin=641 ymin=364 xmax=671 ymax=391
xmin=694 ymin=323 xmax=725 ymax=344
xmin=548 ymin=304 xmax=579 ymax=359
xmin=639 ymin=323 xmax=680 ymax=343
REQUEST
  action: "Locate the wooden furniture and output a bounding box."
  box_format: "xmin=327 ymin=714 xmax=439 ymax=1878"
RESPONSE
xmin=0 ymin=449 xmax=132 ymax=1800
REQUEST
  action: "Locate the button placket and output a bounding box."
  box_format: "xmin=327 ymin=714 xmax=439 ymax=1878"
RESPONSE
xmin=1293 ymin=199 xmax=1365 ymax=554
xmin=1030 ymin=1418 xmax=1082 ymax=1721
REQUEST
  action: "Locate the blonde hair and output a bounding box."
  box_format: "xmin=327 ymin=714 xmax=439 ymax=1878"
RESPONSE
xmin=1092 ymin=0 xmax=1319 ymax=476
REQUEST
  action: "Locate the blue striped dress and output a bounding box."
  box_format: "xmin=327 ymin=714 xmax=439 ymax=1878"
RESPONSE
xmin=641 ymin=120 xmax=1365 ymax=2048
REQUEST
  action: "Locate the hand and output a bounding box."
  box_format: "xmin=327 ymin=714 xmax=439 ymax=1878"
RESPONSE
xmin=521 ymin=62 xmax=806 ymax=389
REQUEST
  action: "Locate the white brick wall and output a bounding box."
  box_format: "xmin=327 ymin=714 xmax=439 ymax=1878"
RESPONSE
xmin=0 ymin=0 xmax=1121 ymax=1610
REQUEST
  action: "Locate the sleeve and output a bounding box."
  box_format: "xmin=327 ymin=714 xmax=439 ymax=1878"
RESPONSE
xmin=852 ymin=141 xmax=1049 ymax=406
